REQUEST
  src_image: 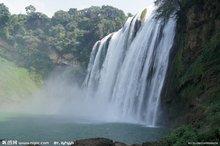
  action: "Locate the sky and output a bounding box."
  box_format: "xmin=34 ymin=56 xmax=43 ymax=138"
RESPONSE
xmin=0 ymin=0 xmax=155 ymax=17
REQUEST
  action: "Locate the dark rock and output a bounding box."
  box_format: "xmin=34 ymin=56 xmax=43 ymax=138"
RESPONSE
xmin=114 ymin=142 xmax=127 ymax=146
xmin=71 ymin=138 xmax=135 ymax=146
xmin=142 ymin=141 xmax=164 ymax=146
xmin=72 ymin=138 xmax=114 ymax=146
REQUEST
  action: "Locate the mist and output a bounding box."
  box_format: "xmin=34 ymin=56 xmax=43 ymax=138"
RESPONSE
xmin=0 ymin=66 xmax=117 ymax=123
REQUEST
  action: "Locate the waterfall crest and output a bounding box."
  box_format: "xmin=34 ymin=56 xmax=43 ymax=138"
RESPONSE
xmin=84 ymin=9 xmax=176 ymax=126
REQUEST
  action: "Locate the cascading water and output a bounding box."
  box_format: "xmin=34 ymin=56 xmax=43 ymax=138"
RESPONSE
xmin=84 ymin=9 xmax=176 ymax=127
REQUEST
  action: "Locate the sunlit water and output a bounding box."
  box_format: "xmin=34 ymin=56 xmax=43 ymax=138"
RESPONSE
xmin=0 ymin=114 xmax=168 ymax=145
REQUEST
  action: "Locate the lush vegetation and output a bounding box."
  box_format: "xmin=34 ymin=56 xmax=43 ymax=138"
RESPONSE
xmin=0 ymin=3 xmax=127 ymax=78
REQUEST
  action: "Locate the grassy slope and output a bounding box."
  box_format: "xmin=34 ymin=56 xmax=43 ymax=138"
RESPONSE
xmin=0 ymin=56 xmax=39 ymax=105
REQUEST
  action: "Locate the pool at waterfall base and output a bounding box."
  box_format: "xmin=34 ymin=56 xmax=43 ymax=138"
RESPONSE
xmin=0 ymin=114 xmax=168 ymax=145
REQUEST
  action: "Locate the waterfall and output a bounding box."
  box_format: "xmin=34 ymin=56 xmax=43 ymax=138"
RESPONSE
xmin=83 ymin=9 xmax=176 ymax=127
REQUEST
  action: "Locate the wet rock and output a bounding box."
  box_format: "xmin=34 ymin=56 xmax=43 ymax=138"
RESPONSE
xmin=72 ymin=138 xmax=114 ymax=146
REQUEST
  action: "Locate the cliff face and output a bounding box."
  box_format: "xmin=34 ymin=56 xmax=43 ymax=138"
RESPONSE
xmin=162 ymin=0 xmax=220 ymax=134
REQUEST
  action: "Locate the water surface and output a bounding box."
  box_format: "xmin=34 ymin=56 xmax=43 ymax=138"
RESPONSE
xmin=0 ymin=114 xmax=168 ymax=145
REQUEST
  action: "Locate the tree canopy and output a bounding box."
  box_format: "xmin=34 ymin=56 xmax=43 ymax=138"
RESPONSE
xmin=0 ymin=3 xmax=10 ymax=28
xmin=0 ymin=4 xmax=127 ymax=78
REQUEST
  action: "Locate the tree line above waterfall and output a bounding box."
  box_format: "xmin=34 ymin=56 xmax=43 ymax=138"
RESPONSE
xmin=0 ymin=3 xmax=128 ymax=78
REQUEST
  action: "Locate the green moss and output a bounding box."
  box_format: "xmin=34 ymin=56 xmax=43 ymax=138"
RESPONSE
xmin=162 ymin=0 xmax=220 ymax=144
xmin=173 ymin=48 xmax=184 ymax=77
xmin=170 ymin=31 xmax=220 ymax=128
xmin=140 ymin=8 xmax=147 ymax=22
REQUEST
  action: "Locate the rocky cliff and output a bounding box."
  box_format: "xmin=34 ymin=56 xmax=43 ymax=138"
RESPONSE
xmin=161 ymin=0 xmax=220 ymax=144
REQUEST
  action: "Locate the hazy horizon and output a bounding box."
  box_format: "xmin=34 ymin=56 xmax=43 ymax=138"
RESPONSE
xmin=1 ymin=0 xmax=155 ymax=17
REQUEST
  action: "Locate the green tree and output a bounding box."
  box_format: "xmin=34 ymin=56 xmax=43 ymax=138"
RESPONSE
xmin=25 ymin=12 xmax=49 ymax=29
xmin=0 ymin=3 xmax=10 ymax=29
xmin=52 ymin=10 xmax=71 ymax=26
xmin=25 ymin=5 xmax=36 ymax=14
xmin=0 ymin=4 xmax=128 ymax=77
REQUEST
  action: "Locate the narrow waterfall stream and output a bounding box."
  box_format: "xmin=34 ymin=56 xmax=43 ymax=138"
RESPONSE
xmin=84 ymin=9 xmax=176 ymax=127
